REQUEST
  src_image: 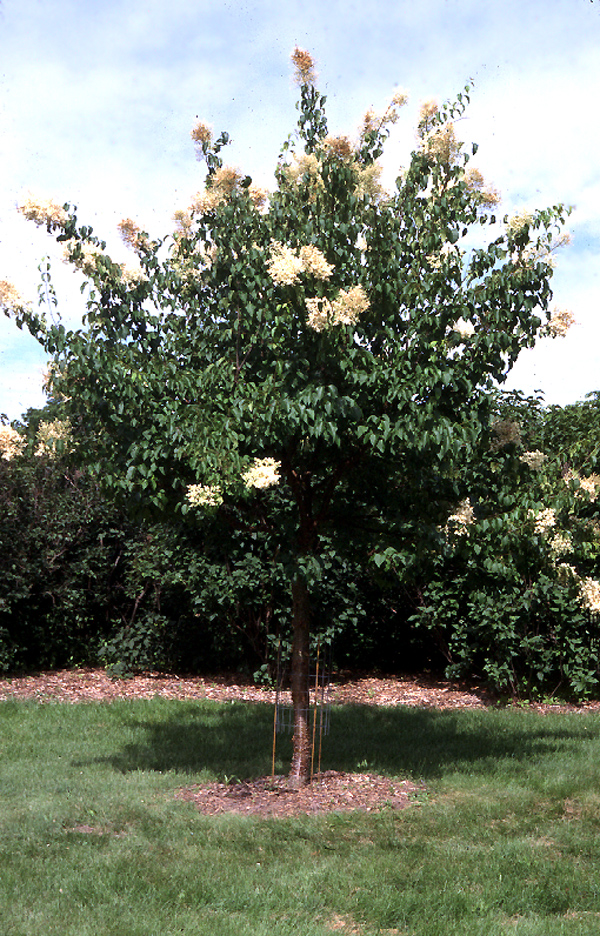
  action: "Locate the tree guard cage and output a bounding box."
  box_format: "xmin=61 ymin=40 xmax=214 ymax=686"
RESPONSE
xmin=271 ymin=636 xmax=332 ymax=781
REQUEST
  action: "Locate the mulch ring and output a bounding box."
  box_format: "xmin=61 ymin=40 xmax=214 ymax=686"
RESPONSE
xmin=174 ymin=770 xmax=422 ymax=818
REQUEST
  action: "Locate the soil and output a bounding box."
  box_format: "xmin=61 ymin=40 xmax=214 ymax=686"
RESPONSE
xmin=2 ymin=668 xmax=598 ymax=818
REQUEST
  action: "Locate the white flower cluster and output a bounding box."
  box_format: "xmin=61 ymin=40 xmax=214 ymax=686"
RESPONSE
xmin=445 ymin=498 xmax=475 ymax=535
xmin=463 ymin=167 xmax=500 ymax=209
xmin=427 ymin=243 xmax=460 ymax=272
xmin=415 ymin=99 xmax=439 ymax=143
xmin=580 ymin=577 xmax=600 ymax=614
xmin=62 ymin=240 xmax=104 ymax=276
xmin=548 ymin=531 xmax=572 ymax=560
xmin=517 ymin=233 xmax=571 ymax=271
xmin=248 ymin=185 xmax=268 ymax=210
xmin=186 ymin=167 xmax=266 ymax=219
xmin=35 ymin=419 xmax=72 ymax=458
xmin=173 ymin=209 xmax=193 ymax=235
xmin=0 ymin=426 xmax=25 ymax=461
xmin=321 ymin=135 xmax=355 ymax=161
xmin=291 ymin=46 xmax=317 ymax=87
xmin=190 ymin=189 xmax=224 ymax=214
xmin=354 ymin=163 xmax=385 ymax=200
xmin=332 ymin=285 xmax=370 ymax=324
xmin=543 ymin=309 xmax=576 ymax=339
xmin=519 ymin=450 xmax=547 ymax=470
xmin=306 ymin=285 xmax=369 ymax=332
xmin=579 ymin=475 xmax=600 ymax=501
xmin=267 ymin=243 xmax=303 ymax=285
xmin=190 ymin=166 xmax=246 ymax=217
xmin=505 ymin=210 xmax=534 ymax=236
xmin=186 ymin=484 xmax=223 ymax=508
xmin=267 ymin=242 xmax=334 ymax=286
xmin=0 ymin=279 xmax=29 ymax=317
xmin=190 ymin=121 xmax=213 ymax=148
xmin=420 ymin=123 xmax=460 ymax=166
xmin=19 ymin=195 xmax=68 ymax=230
xmin=298 ymin=244 xmax=335 ymax=280
xmin=390 ymin=89 xmax=409 ymax=112
xmin=119 ymin=265 xmax=148 ymax=288
xmin=362 ymin=89 xmax=409 ymax=139
xmin=118 ymin=218 xmax=147 ymax=252
xmin=281 ymin=153 xmax=325 ymax=200
xmin=305 ymin=297 xmax=331 ymax=332
xmin=452 ymin=317 xmax=475 ymax=339
xmin=242 ymin=458 xmax=281 ymax=490
xmin=565 ymin=471 xmax=600 ymax=502
xmin=532 ymin=507 xmax=556 ymax=536
xmin=556 ymin=564 xmax=600 ymax=615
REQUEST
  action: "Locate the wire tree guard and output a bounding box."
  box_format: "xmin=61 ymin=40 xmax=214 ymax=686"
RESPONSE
xmin=271 ymin=636 xmax=332 ymax=782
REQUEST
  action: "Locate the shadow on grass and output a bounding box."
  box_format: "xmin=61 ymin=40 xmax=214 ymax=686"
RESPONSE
xmin=75 ymin=699 xmax=600 ymax=783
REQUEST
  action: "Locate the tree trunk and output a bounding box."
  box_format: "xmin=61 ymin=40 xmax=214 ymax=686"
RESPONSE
xmin=289 ymin=574 xmax=311 ymax=788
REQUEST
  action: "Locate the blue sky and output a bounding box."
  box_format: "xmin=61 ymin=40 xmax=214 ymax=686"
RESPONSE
xmin=1 ymin=0 xmax=599 ymax=420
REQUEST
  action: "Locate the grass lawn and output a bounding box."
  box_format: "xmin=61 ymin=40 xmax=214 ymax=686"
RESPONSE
xmin=1 ymin=695 xmax=600 ymax=935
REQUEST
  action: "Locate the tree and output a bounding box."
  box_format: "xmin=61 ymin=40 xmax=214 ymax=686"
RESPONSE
xmin=1 ymin=49 xmax=570 ymax=783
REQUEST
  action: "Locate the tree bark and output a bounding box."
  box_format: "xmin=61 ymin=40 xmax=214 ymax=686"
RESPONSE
xmin=288 ymin=574 xmax=311 ymax=789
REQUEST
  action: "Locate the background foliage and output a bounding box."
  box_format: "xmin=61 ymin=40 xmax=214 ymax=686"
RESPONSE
xmin=1 ymin=391 xmax=598 ymax=698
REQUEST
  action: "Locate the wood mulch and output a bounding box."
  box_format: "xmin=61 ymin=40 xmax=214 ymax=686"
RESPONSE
xmin=0 ymin=667 xmax=497 ymax=708
xmin=1 ymin=667 xmax=599 ymax=712
xmin=175 ymin=771 xmax=422 ymax=818
xmin=2 ymin=667 xmax=598 ymax=818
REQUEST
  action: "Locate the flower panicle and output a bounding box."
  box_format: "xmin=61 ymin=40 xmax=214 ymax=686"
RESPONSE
xmin=62 ymin=239 xmax=104 ymax=276
xmin=173 ymin=209 xmax=193 ymax=235
xmin=0 ymin=425 xmax=26 ymax=461
xmin=417 ymin=99 xmax=439 ymax=136
xmin=35 ymin=418 xmax=73 ymax=458
xmin=190 ymin=122 xmax=213 ymax=147
xmin=186 ymin=484 xmax=223 ymax=509
xmin=118 ymin=218 xmax=148 ymax=252
xmin=189 ymin=166 xmax=251 ymax=217
xmin=445 ymin=498 xmax=475 ymax=536
xmin=420 ymin=122 xmax=461 ymax=166
xmin=321 ymin=135 xmax=355 ymax=161
xmin=243 ymin=458 xmax=281 ymax=490
xmin=18 ymin=194 xmax=69 ymax=231
xmin=565 ymin=470 xmax=600 ymax=502
xmin=0 ymin=279 xmax=30 ymax=317
xmin=464 ymin=167 xmax=500 ymax=209
xmin=580 ymin=577 xmax=600 ymax=613
xmin=519 ymin=450 xmax=547 ymax=470
xmin=267 ymin=241 xmax=334 ymax=286
xmin=555 ymin=564 xmax=600 ymax=614
xmin=306 ymin=285 xmax=369 ymax=332
xmin=531 ymin=507 xmax=556 ymax=536
xmin=506 ymin=209 xmax=535 ymax=236
xmin=452 ymin=317 xmax=475 ymax=339
xmin=543 ymin=308 xmax=576 ymax=339
xmin=291 ymin=47 xmax=317 ymax=87
xmin=549 ymin=531 xmax=572 ymax=560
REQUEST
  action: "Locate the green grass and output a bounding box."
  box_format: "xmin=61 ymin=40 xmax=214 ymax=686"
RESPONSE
xmin=2 ymin=696 xmax=600 ymax=935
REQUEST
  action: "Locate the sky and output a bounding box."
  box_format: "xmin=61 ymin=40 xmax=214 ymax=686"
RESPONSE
xmin=0 ymin=0 xmax=599 ymax=421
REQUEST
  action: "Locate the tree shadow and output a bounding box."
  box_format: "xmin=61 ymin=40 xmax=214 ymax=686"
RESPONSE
xmin=73 ymin=699 xmax=599 ymax=783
